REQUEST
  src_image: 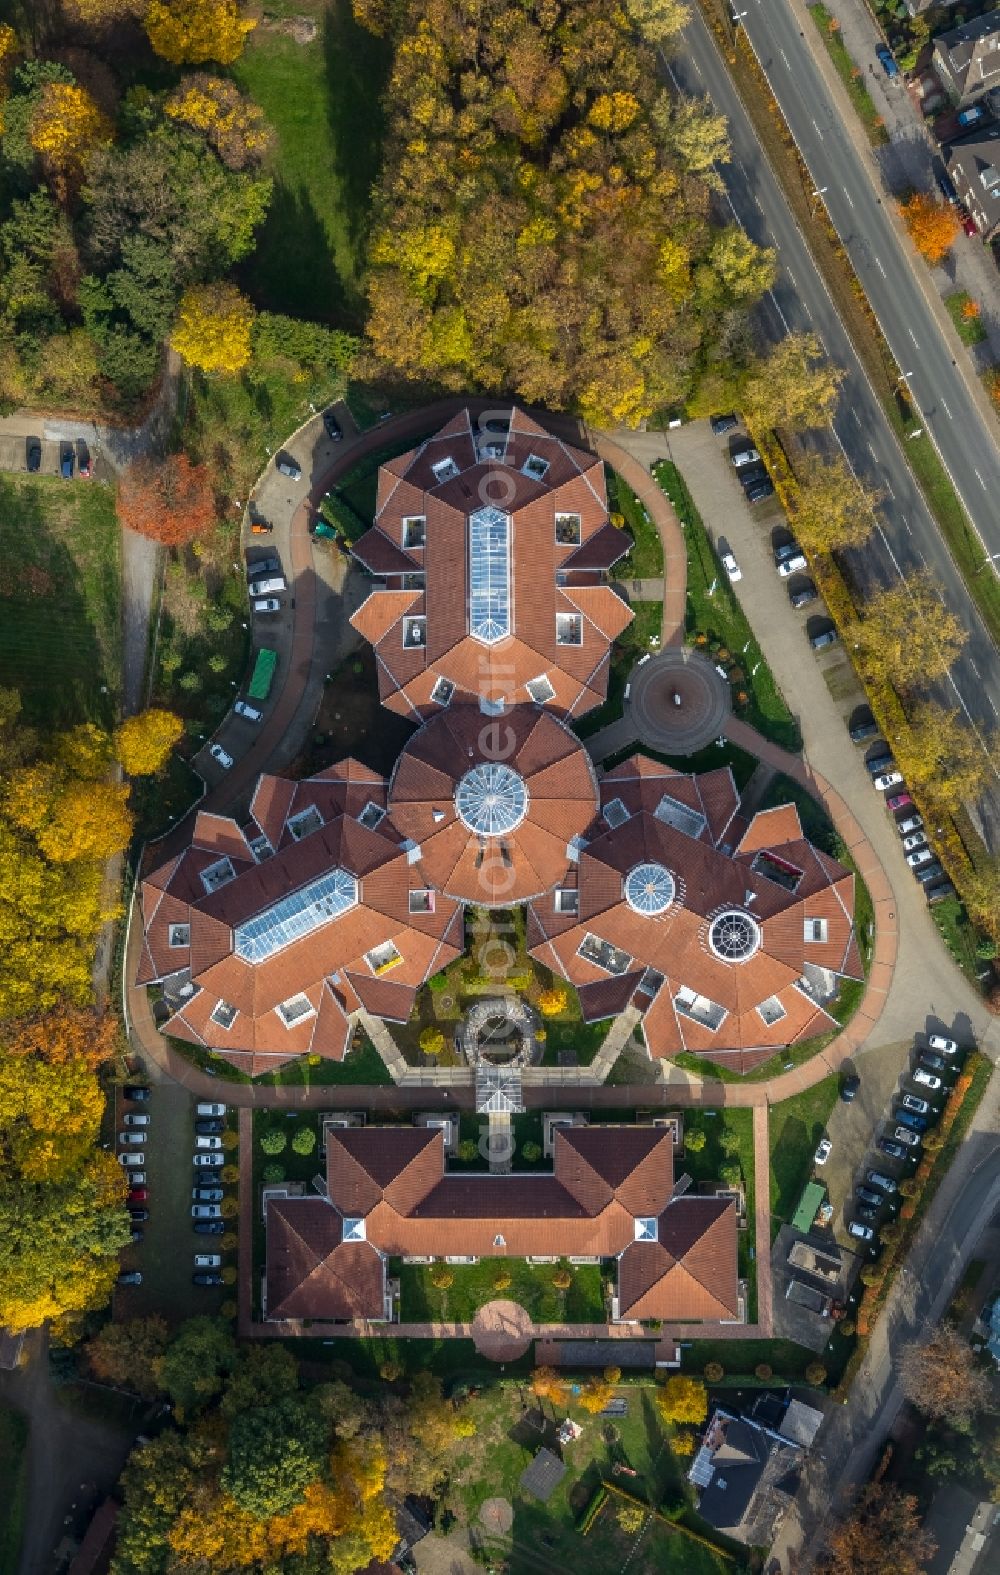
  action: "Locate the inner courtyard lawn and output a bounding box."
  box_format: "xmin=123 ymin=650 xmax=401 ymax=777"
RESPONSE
xmin=396 ymin=1258 xmax=606 ymax=1324
xmin=0 ymin=473 xmax=121 ymax=728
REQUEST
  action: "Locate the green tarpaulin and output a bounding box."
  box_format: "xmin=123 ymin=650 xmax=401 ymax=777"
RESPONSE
xmin=792 ymin=1181 xmax=826 ymax=1233
xmin=248 ymin=647 xmax=278 ymax=701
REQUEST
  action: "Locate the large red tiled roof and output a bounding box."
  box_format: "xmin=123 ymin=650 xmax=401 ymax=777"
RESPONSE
xmin=349 ymin=408 xmax=632 ymax=720
xmin=266 ymin=1125 xmax=738 ymax=1324
xmin=387 ymin=706 xmax=598 ymax=904
xmin=528 ymin=754 xmax=860 ymax=1063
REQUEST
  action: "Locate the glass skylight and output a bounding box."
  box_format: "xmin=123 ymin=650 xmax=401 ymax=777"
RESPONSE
xmin=625 ymin=863 xmax=676 ymax=916
xmin=234 ymin=867 xmax=358 ymax=962
xmin=708 ymin=909 xmax=761 ymax=963
xmin=468 ymin=505 xmax=510 ymax=645
xmin=455 ymin=762 xmax=528 ymax=836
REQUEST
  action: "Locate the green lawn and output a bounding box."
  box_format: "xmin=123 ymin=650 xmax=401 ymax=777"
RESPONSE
xmin=679 ymin=1338 xmax=817 ymax=1382
xmin=234 ymin=0 xmax=391 ymax=325
xmin=945 ymin=291 xmax=988 ymax=347
xmin=574 ymin=601 xmax=663 ymax=739
xmin=0 ymin=1404 xmax=27 ymax=1575
xmin=254 ymin=1031 xmax=392 ymax=1086
xmin=768 ymin=1075 xmax=839 ymax=1225
xmin=654 ymin=460 xmax=800 ymax=751
xmin=0 ymin=474 xmax=121 ymax=728
xmin=931 ymin=894 xmax=984 ymax=986
xmin=608 ymin=468 xmax=665 ymax=578
xmin=397 ymin=1258 xmax=606 ymax=1324
xmin=680 ymin=1109 xmax=757 ymax=1319
xmin=809 ymin=5 xmax=889 ymax=147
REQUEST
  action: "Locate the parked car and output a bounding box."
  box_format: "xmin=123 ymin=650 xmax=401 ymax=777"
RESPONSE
xmin=927 ymin=881 xmax=957 ymax=904
xmin=192 ymin=1186 xmax=224 ymax=1203
xmin=130 ymin=1228 xmax=144 ymax=1244
xmin=59 ymin=442 xmax=74 ymax=479
xmin=814 ymin=1137 xmax=832 ymax=1165
xmin=197 ymin=1102 xmax=227 ymax=1117
xmin=855 ymin=1204 xmax=880 ymax=1224
xmin=886 ymin=792 xmax=913 ymax=812
xmin=865 ymin=1170 xmax=898 ymax=1195
xmin=721 ymin=550 xmax=742 ymax=583
xmin=892 ymin=1126 xmax=921 ymax=1148
xmin=790 ymin=582 xmax=818 ymax=610
xmin=250 ymin=517 xmax=273 ymax=535
xmin=253 ymin=597 xmax=281 ymax=614
xmin=874 ymin=772 xmax=904 ymax=792
xmin=936 ymin=169 xmax=958 ymax=204
xmin=897 ymin=1107 xmax=930 ymax=1130
xmin=710 ymin=413 xmax=739 ymax=435
xmin=77 ymin=442 xmax=91 ymax=478
xmin=731 ymin=443 xmax=760 ymax=468
xmin=856 ymin=1185 xmax=885 ymax=1208
xmin=902 ymin=831 xmax=928 ymax=852
xmin=738 ymin=462 xmax=768 ymax=489
xmin=124 ymin=1084 xmax=151 ymax=1101
xmin=123 ymin=1112 xmax=150 ymax=1127
xmin=777 ymin=553 xmax=808 ymax=577
xmin=866 ymin=751 xmax=895 ymax=775
xmin=897 ymin=814 xmax=924 ymax=835
xmin=248 ymin=555 xmax=280 ymax=579
xmin=907 ymin=847 xmax=935 ymax=869
xmin=809 ymin=627 xmax=839 ymax=651
xmin=322 ymin=408 xmax=343 ymax=441
xmin=194 ymin=1220 xmax=226 ymax=1235
xmin=275 ymin=452 xmax=301 ymax=480
xmin=194 ymin=1253 xmax=222 ymax=1269
xmin=117 ymin=1131 xmax=145 ymax=1146
xmin=848 ymin=1221 xmax=875 ymax=1243
xmin=127 ymin=1188 xmax=148 ymax=1204
xmin=233 ymin=700 xmax=262 ymax=721
xmin=117 ymin=1271 xmax=142 ymax=1286
xmin=877 ymin=1138 xmax=906 ymax=1159
xmin=118 ymin=1152 xmax=145 ymax=1168
xmin=915 ymin=862 xmax=944 ymax=885
xmin=956 ymin=102 xmax=988 ymax=128
xmin=195 ymin=1135 xmax=223 ymax=1150
xmin=745 ymin=479 xmax=775 ymax=504
xmin=960 ymin=210 xmax=979 ymax=237
xmin=26 ymin=437 xmax=42 ymax=473
xmin=875 ymin=45 xmax=899 ymax=79
xmin=840 ymin=1073 xmax=860 ymax=1102
xmin=900 ymin=1093 xmax=931 ymax=1115
xmin=928 ymin=1034 xmax=959 ymax=1056
xmin=125 ymin=1170 xmax=146 ymax=1184
xmin=208 ymin=742 xmax=233 ymax=769
xmin=128 ymin=1207 xmax=149 ymax=1222
xmin=196 ymin=1119 xmax=224 ymax=1136
xmin=919 ymin=1051 xmax=948 ymax=1074
xmin=193 ymin=1272 xmax=225 ymax=1287
xmin=912 ymin=1068 xmax=943 ymax=1091
xmin=191 ymin=1204 xmax=223 ymax=1220
xmin=849 ymin=714 xmax=878 ymax=743
xmin=193 ymin=1151 xmax=225 ymax=1167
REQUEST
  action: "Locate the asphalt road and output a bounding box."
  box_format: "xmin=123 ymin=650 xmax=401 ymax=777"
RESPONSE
xmin=666 ymin=11 xmax=1000 ymax=845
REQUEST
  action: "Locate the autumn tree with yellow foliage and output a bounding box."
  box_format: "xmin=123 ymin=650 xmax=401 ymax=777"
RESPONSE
xmin=791 ymin=454 xmax=881 ymax=556
xmin=853 ymin=573 xmax=968 ymax=694
xmin=30 ymin=82 xmax=113 ymax=199
xmin=743 ymin=332 xmax=846 ymax=433
xmin=144 ymin=0 xmax=256 ymax=66
xmin=892 ymin=701 xmax=990 ymax=815
xmin=115 ymin=709 xmax=184 ymax=777
xmin=171 ymin=281 xmax=254 ymax=374
xmin=164 ymin=73 xmax=272 ymax=169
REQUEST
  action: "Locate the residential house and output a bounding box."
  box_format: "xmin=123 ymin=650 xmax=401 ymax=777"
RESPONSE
xmin=945 ymin=125 xmax=1000 ymax=239
xmin=688 ymin=1407 xmax=805 ymax=1546
xmin=933 ymin=11 xmax=1000 ymax=103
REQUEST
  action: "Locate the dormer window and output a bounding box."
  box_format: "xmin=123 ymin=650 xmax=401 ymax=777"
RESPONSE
xmin=554 ymin=888 xmax=578 ymax=915
xmin=403 ymin=616 xmax=426 ymax=648
xmin=287 ymin=804 xmax=323 ymax=841
xmin=431 ymin=457 xmax=459 ymax=484
xmin=804 ymin=918 xmax=828 ymax=943
xmin=758 ymin=996 xmax=787 ymax=1025
xmin=430 ymin=676 xmax=455 ymax=707
xmin=555 ymin=512 xmax=582 ymax=545
xmin=276 ymin=992 xmax=316 ymax=1027
xmin=358 ymin=801 xmax=385 ymax=829
xmin=168 ymin=923 xmax=190 ymax=948
xmin=200 ymin=856 xmax=236 ymax=894
xmin=365 ymin=940 xmax=403 ymax=975
xmin=210 ymin=999 xmax=238 ymax=1030
xmin=556 ymin=612 xmax=583 ymax=646
xmin=526 ymin=673 xmax=555 ymax=704
xmin=603 ymin=797 xmax=629 ymax=829
xmin=635 ymin=1217 xmax=658 ymax=1242
xmin=343 ymin=1217 xmax=366 ymax=1242
xmin=408 ymin=888 xmax=435 ymax=914
xmin=577 ymin=932 xmax=632 ymax=977
xmin=402 ymin=515 xmax=426 ymax=548
xmin=522 ymin=454 xmax=549 ymax=482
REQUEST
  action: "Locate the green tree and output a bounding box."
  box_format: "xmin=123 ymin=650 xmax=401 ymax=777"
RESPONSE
xmin=84 ymin=1316 xmax=169 ymax=1397
xmin=155 ymin=1316 xmax=237 ymax=1415
xmin=685 ymin=1127 xmax=706 ymax=1152
xmin=260 ymin=1128 xmax=287 ymax=1156
xmin=291 ymin=1125 xmax=316 ymax=1156
xmin=221 ymin=1395 xmax=326 ymax=1518
xmin=653 ymin=93 xmax=730 ymax=191
xmin=220 ymin=1343 xmax=300 ymax=1419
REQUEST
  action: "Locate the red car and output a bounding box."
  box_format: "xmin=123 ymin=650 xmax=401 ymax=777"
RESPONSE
xmin=886 ymin=792 xmax=913 ymax=812
xmin=962 ymin=213 xmax=978 ymax=237
xmin=128 ymin=1186 xmax=148 ymax=1203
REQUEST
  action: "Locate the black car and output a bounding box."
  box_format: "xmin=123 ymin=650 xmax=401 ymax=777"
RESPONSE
xmin=919 ymin=1051 xmax=948 ymax=1073
xmin=789 ymin=582 xmax=818 ymax=610
xmin=127 ymin=1207 xmax=149 ymax=1222
xmin=936 ymin=170 xmax=958 ymax=204
xmin=738 ymin=462 xmax=768 ymax=489
xmin=193 ymin=1272 xmax=224 ymax=1287
xmin=60 ymin=442 xmax=74 ymax=479
xmin=193 ymin=1186 xmax=224 ymax=1203
xmin=322 ymin=408 xmax=343 ymax=441
xmin=745 ymin=479 xmax=775 ymax=504
xmin=855 ymin=1202 xmax=880 ymax=1224
xmin=26 ymin=437 xmax=42 ymax=473
xmin=117 ymin=1270 xmax=142 ymax=1287
xmin=927 ymin=881 xmax=957 ymax=904
xmin=124 ymin=1084 xmax=151 ymax=1101
xmin=196 ymin=1118 xmax=224 ymax=1135
xmin=877 ymin=1137 xmax=906 ymax=1160
xmin=840 ymin=1073 xmax=860 ymax=1102
xmin=915 ymin=862 xmax=944 ymax=885
xmin=710 ymin=413 xmax=739 ymax=435
xmin=131 ymin=1227 xmax=144 ymax=1243
xmin=193 ymin=1220 xmax=226 ymax=1236
xmin=856 ymin=1185 xmax=884 ymax=1207
xmin=849 ymin=714 xmax=879 ymax=744
xmin=809 ymin=627 xmax=839 ymax=651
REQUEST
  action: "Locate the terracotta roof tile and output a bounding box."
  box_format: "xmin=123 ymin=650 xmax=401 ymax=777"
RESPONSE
xmin=351 ymin=528 xmax=419 ymax=577
xmin=266 ymin=1200 xmax=385 ymax=1321
xmin=350 ymin=590 xmax=422 ymax=646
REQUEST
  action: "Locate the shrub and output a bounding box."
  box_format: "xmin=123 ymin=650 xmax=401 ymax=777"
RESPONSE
xmin=378 ymin=1357 xmax=403 ymax=1381
xmin=703 ymin=1361 xmax=724 ymax=1382
xmin=221 ymin=1129 xmax=239 ymax=1151
xmin=221 ymin=1231 xmax=237 ymax=1250
xmin=219 ymin=1299 xmax=237 ymax=1319
xmin=754 ymin=1363 xmax=773 ymax=1381
xmin=685 ymin=1128 xmax=707 ymax=1152
xmin=492 ymin=1270 xmax=512 ymax=1292
xmin=552 ymin=1267 xmax=573 ymax=1290
xmin=521 ymin=1141 xmax=542 ymax=1162
xmin=222 ymin=1266 xmax=237 ymax=1285
xmin=899 ymin=1178 xmax=919 ymax=1198
xmin=538 ymin=986 xmax=568 ymax=1016
xmin=221 ymin=1164 xmax=239 ymax=1183
xmin=805 ymin=1362 xmax=827 ymax=1386
xmin=291 ymin=1126 xmax=316 ymax=1156
xmin=457 ymin=1138 xmax=480 ymax=1163
xmin=261 ymin=1163 xmax=285 ymax=1184
xmin=428 ymin=972 xmax=448 ymax=993
xmin=260 ymin=1128 xmax=287 ymax=1156
xmin=672 ymin=1429 xmax=695 ymax=1456
xmin=430 ymin=1266 xmax=454 ymax=1290
xmin=221 ymin=1196 xmax=239 ymax=1218
xmin=419 ymin=1026 xmax=445 ymax=1057
xmin=839 ymin=1318 xmax=856 ymax=1337
xmin=617 ymin=1503 xmax=646 ymax=1534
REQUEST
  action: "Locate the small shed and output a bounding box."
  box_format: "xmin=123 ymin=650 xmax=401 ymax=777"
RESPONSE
xmin=791 ymin=1182 xmax=826 ymax=1233
xmin=519 ymin=1447 xmax=567 ymax=1503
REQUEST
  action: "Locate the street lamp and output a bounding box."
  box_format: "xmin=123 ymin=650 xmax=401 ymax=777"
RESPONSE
xmin=810 ymin=186 xmax=829 ymax=217
xmin=976 ymin=551 xmax=1000 ymax=576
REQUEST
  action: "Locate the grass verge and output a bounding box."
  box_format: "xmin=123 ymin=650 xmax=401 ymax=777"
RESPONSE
xmin=608 ymin=467 xmax=665 ymax=577
xmin=0 ymin=1403 xmax=28 ymax=1575
xmin=808 ymin=4 xmax=889 ymax=146
xmin=945 ymin=292 xmax=988 ymax=347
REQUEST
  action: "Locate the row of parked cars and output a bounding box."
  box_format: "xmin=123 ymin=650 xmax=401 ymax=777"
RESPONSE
xmin=849 ymin=719 xmax=956 ymax=902
xmin=846 ymin=1036 xmax=967 ymax=1248
xmin=712 ymin=416 xmax=776 ymax=504
xmin=191 ymin=1102 xmax=231 ymax=1285
xmin=116 ymin=1084 xmax=152 ymax=1286
xmin=24 ymin=436 xmax=92 ymax=478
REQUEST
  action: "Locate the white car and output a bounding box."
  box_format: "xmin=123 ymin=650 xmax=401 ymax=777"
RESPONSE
xmin=721 ymin=551 xmax=742 ymax=583
xmin=191 ymin=1204 xmax=222 ymax=1220
xmin=209 ymin=743 xmax=233 ymax=769
xmin=233 ymin=700 xmax=262 ymax=721
xmin=893 ymin=1126 xmax=921 ymax=1148
xmin=117 ymin=1131 xmax=144 ymax=1146
xmin=928 ymin=1034 xmax=959 ymax=1056
xmin=253 ymin=597 xmax=281 ymax=613
xmin=902 ymin=831 xmax=927 ymax=852
xmin=118 ymin=1152 xmax=145 ymax=1168
xmin=195 ymin=1135 xmax=223 ymax=1150
xmin=897 ymin=815 xmax=923 ymax=836
xmin=906 ymin=847 xmax=934 ymax=868
xmin=900 ymin=1093 xmax=930 ymax=1114
xmin=874 ymin=771 xmax=904 ymax=791
xmin=913 ymin=1068 xmax=943 ymax=1090
xmin=814 ymin=1137 xmax=832 ymax=1165
xmin=778 ymin=553 xmax=808 ymax=577
xmin=196 ymin=1102 xmax=227 ymax=1117
xmin=194 ymin=1253 xmax=222 ymax=1269
xmin=193 ymin=1151 xmax=225 ymax=1167
xmin=122 ymin=1112 xmax=150 ymax=1128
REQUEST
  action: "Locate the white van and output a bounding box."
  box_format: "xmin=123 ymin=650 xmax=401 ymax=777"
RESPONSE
xmin=249 ymin=575 xmax=286 ymax=596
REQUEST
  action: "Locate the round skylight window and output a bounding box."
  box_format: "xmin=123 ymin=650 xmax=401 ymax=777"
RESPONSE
xmin=455 ymin=762 xmax=529 ymax=836
xmin=624 ymin=862 xmax=676 ymax=916
xmin=708 ymin=909 xmax=761 ymax=963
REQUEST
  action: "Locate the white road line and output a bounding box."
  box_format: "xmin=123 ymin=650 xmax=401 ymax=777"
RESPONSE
xmin=786 ymin=269 xmax=796 ymax=288
xmin=883 ymin=484 xmax=894 ymax=499
xmin=843 ymin=187 xmax=854 ymax=208
xmin=874 ymin=257 xmax=886 ymax=277
xmin=811 ymin=118 xmax=823 ymax=137
xmin=767 ymin=289 xmax=791 ymax=333
xmin=867 ymin=442 xmax=878 ymax=461
xmin=990 ymin=695 xmax=1000 ymax=717
xmin=968 ymin=659 xmax=981 ymax=679
xmin=908 ymin=328 xmax=920 ymax=347
xmin=781 ymin=49 xmax=791 ymax=70
xmin=940 ymin=399 xmax=952 ymax=419
xmin=974 ymin=468 xmax=987 ymax=490
xmin=902 ymin=517 xmax=912 ymax=534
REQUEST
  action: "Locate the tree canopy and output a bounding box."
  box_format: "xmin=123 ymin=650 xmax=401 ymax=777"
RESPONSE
xmin=116 ymin=455 xmax=216 ymax=546
xmin=899 ymin=1323 xmax=992 ymax=1428
xmin=743 ymin=331 xmax=845 ymax=432
xmin=822 ymin=1484 xmax=936 ymax=1575
xmin=854 ymin=573 xmax=968 ymax=693
xmin=791 ymin=453 xmax=880 ymax=555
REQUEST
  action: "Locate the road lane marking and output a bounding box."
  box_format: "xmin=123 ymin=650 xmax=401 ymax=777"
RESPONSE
xmin=941 ymin=399 xmax=952 ymax=418
xmin=969 ymin=659 xmax=981 ymax=679
xmin=781 ymin=49 xmax=790 ymax=70
xmin=874 ymin=257 xmax=886 ymax=276
xmin=811 ymin=118 xmax=824 ymax=138
xmin=902 ymin=518 xmax=912 ymax=534
xmin=990 ymin=695 xmax=1000 ymax=717
xmin=974 ymin=468 xmax=987 ymax=489
xmin=843 ymin=187 xmax=854 ymax=208
xmin=867 ymin=442 xmax=878 ymax=460
xmin=766 ymin=289 xmax=791 ymax=332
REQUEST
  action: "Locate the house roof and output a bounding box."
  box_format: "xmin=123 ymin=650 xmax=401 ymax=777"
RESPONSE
xmin=527 ymin=754 xmax=859 ymax=1061
xmin=349 ymin=407 xmax=633 ymax=721
xmin=935 ymin=10 xmax=1000 ymax=97
xmin=691 ymin=1410 xmax=801 ymax=1544
xmin=946 ymin=126 xmax=1000 ymax=239
xmin=387 ymin=705 xmax=599 ymax=904
xmin=265 ymin=1125 xmax=739 ymax=1324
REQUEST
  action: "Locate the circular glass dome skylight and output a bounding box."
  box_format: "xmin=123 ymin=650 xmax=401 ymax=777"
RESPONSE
xmin=455 ymin=762 xmax=529 ymax=836
xmin=624 ymin=862 xmax=676 ymax=916
xmin=708 ymin=909 xmax=761 ymax=963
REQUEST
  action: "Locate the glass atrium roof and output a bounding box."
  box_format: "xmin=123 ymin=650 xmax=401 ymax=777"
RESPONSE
xmin=468 ymin=505 xmax=510 ymax=645
xmin=234 ymin=867 xmax=358 ymax=963
xmin=455 ymin=762 xmax=528 ymax=836
xmin=708 ymin=909 xmax=761 ymax=963
xmin=624 ymin=862 xmax=676 ymax=916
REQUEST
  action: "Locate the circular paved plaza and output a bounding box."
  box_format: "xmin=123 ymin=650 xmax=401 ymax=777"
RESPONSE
xmin=471 ymin=1299 xmax=534 ymax=1362
xmin=627 ymin=647 xmax=731 ymax=754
